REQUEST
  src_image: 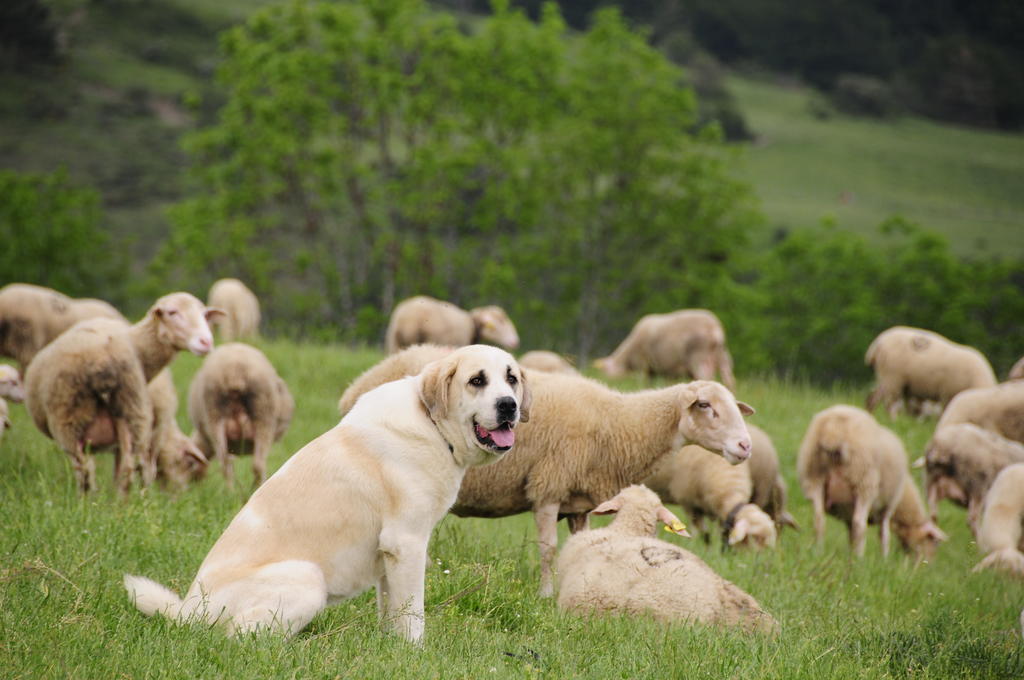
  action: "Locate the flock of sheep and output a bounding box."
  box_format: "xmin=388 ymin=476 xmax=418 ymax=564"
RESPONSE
xmin=2 ymin=280 xmax=1023 ymax=639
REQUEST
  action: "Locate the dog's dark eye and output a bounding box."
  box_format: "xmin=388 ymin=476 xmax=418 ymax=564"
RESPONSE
xmin=469 ymin=372 xmax=487 ymax=388
xmin=506 ymin=369 xmax=518 ymax=387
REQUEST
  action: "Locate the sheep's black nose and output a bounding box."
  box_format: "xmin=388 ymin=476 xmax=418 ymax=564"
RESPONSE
xmin=496 ymin=396 xmax=518 ymax=422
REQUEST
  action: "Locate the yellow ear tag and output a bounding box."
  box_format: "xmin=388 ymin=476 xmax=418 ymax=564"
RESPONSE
xmin=664 ymin=521 xmax=687 ymax=535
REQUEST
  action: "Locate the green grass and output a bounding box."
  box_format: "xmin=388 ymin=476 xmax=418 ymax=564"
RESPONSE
xmin=730 ymin=75 xmax=1024 ymax=257
xmin=2 ymin=341 xmax=1023 ymax=678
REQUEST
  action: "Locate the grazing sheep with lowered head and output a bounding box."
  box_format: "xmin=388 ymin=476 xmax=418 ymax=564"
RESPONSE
xmin=745 ymin=424 xmax=799 ymax=530
xmin=972 ymin=463 xmax=1024 ymax=577
xmin=189 ymin=342 xmax=293 ymax=490
xmin=0 ymin=283 xmax=124 ymax=370
xmin=385 ymin=296 xmax=519 ymax=354
xmin=0 ymin=364 xmax=24 ymax=402
xmin=337 ymin=345 xmax=754 ymax=596
xmin=922 ymin=423 xmax=1024 ymax=533
xmin=23 ymin=293 xmax=222 ymax=494
xmin=865 ymin=326 xmax=995 ymax=418
xmin=594 ymin=309 xmax=736 ymax=391
xmin=797 ymin=404 xmax=946 ymax=559
xmin=556 ymin=484 xmax=779 ymax=634
xmin=147 ymin=369 xmax=208 ymax=490
xmin=208 ymin=278 xmax=261 ymax=342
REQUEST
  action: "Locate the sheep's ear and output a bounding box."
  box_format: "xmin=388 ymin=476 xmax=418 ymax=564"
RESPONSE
xmin=517 ymin=367 xmax=532 ymax=423
xmin=657 ymin=506 xmax=690 ymax=537
xmin=737 ymin=401 xmax=755 ymax=416
xmin=419 ymin=355 xmax=459 ymax=421
xmin=922 ymin=521 xmax=948 ymax=543
xmin=205 ymin=307 xmax=227 ymax=322
xmin=778 ymin=511 xmax=800 ymax=530
xmin=183 ymin=439 xmax=208 ymax=465
xmin=590 ymin=498 xmax=622 ymax=515
xmin=729 ymin=518 xmax=750 ymax=545
xmin=911 ymin=456 xmax=925 ymax=469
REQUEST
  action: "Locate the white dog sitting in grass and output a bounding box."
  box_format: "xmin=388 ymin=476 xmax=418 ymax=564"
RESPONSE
xmin=124 ymin=344 xmax=531 ymax=643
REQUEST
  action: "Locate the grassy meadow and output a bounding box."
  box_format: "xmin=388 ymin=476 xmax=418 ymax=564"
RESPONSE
xmin=2 ymin=340 xmax=1022 ymax=679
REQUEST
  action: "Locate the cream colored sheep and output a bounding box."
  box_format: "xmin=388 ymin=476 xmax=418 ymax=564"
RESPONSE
xmin=593 ymin=309 xmax=736 ymax=391
xmin=384 ymin=296 xmax=519 ymax=354
xmin=1008 ymin=356 xmax=1024 ymax=381
xmin=0 ymin=283 xmax=123 ymax=369
xmin=923 ymin=423 xmax=1024 ymax=532
xmin=556 ymin=485 xmax=779 ymax=634
xmin=208 ymin=278 xmax=261 ymax=342
xmin=338 ymin=344 xmax=453 ymax=416
xmin=23 ymin=293 xmax=222 ymax=494
xmin=189 ymin=342 xmax=294 ymax=490
xmin=745 ymin=424 xmax=799 ymax=530
xmin=336 ymin=345 xmax=755 ymax=596
xmin=644 ymin=444 xmax=777 ymax=549
xmin=937 ymin=381 xmax=1024 ymax=445
xmin=797 ymin=404 xmax=946 ymax=559
xmin=517 ymin=350 xmax=578 ymax=375
xmin=147 ymin=369 xmax=208 ymax=490
xmin=865 ymin=326 xmax=996 ymax=418
xmin=972 ymin=463 xmax=1024 ymax=577
xmin=0 ymin=364 xmax=24 ymax=402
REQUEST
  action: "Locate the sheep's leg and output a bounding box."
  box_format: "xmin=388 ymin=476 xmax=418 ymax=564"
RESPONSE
xmin=250 ymin=422 xmax=274 ymax=490
xmin=926 ymin=480 xmax=940 ymax=521
xmin=214 ymin=421 xmax=234 ymax=489
xmin=139 ymin=439 xmax=158 ymax=487
xmin=566 ymin=513 xmax=589 ymax=534
xmin=967 ymin=498 xmax=981 ymax=536
xmin=113 ymin=418 xmax=135 ymax=496
xmin=879 ymin=506 xmax=896 ymax=557
xmin=718 ymin=348 xmax=736 ymax=392
xmin=534 ymin=502 xmax=560 ymax=598
xmin=71 ymin=441 xmax=95 ymax=493
xmin=849 ymin=496 xmax=871 ymax=557
xmin=808 ymin=483 xmax=827 ymax=545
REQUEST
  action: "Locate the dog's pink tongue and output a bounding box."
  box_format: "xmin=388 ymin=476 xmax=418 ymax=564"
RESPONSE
xmin=489 ymin=427 xmax=515 ymax=448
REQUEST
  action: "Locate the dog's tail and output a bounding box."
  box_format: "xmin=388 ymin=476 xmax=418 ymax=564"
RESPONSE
xmin=123 ymin=574 xmax=186 ymax=621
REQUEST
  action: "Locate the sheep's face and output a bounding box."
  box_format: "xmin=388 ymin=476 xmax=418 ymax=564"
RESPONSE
xmin=728 ymin=505 xmax=777 ymax=549
xmin=0 ymin=365 xmax=24 ymax=403
xmin=593 ymin=356 xmax=625 ymax=378
xmin=152 ymin=292 xmax=224 ymax=356
xmin=678 ymin=380 xmax=754 ymax=464
xmin=472 ymin=306 xmax=520 ymax=350
xmin=418 ymin=344 xmax=530 ymax=467
xmin=903 ymin=521 xmax=947 ymax=561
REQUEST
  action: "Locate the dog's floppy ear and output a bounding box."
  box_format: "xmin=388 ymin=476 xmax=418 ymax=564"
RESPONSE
xmin=419 ymin=355 xmax=459 ymax=421
xmin=517 ymin=366 xmax=532 ymax=423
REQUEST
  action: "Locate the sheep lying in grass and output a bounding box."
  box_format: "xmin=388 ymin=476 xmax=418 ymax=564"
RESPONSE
xmin=0 ymin=364 xmax=24 ymax=402
xmin=0 ymin=283 xmax=123 ymax=369
xmin=865 ymin=326 xmax=996 ymax=418
xmin=208 ymin=278 xmax=260 ymax=342
xmin=972 ymin=463 xmax=1024 ymax=577
xmin=385 ymin=296 xmax=519 ymax=354
xmin=936 ymin=381 xmax=1024 ymax=445
xmin=593 ymin=309 xmax=736 ymax=391
xmin=797 ymin=405 xmax=946 ymax=559
xmin=644 ymin=444 xmax=777 ymax=549
xmin=556 ymin=485 xmax=779 ymax=634
xmin=189 ymin=342 xmax=293 ymax=490
xmin=147 ymin=369 xmax=208 ymax=490
xmin=746 ymin=424 xmax=799 ymax=530
xmin=517 ymin=350 xmax=578 ymax=375
xmin=23 ymin=293 xmax=221 ymax=494
xmin=922 ymin=423 xmax=1024 ymax=532
xmin=337 ymin=344 xmax=754 ymax=596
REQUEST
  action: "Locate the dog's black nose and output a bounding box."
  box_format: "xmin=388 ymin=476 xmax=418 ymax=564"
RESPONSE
xmin=496 ymin=396 xmax=517 ymax=422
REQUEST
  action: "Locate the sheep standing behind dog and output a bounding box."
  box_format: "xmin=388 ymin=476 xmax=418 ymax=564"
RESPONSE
xmin=797 ymin=405 xmax=946 ymax=559
xmin=0 ymin=283 xmax=124 ymax=369
xmin=593 ymin=309 xmax=736 ymax=391
xmin=518 ymin=350 xmax=578 ymax=375
xmin=972 ymin=463 xmax=1024 ymax=577
xmin=189 ymin=342 xmax=293 ymax=490
xmin=644 ymin=444 xmax=777 ymax=549
xmin=385 ymin=296 xmax=519 ymax=354
xmin=556 ymin=485 xmax=779 ymax=634
xmin=208 ymin=278 xmax=260 ymax=342
xmin=23 ymin=293 xmax=221 ymax=494
xmin=336 ymin=345 xmax=755 ymax=596
xmin=865 ymin=326 xmax=996 ymax=418
xmin=936 ymin=381 xmax=1024 ymax=445
xmin=922 ymin=423 xmax=1024 ymax=532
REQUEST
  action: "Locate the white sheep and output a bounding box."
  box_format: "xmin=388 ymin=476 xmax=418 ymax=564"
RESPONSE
xmin=188 ymin=342 xmax=294 ymax=490
xmin=797 ymin=404 xmax=946 ymax=559
xmin=207 ymin=278 xmax=261 ymax=342
xmin=556 ymin=485 xmax=779 ymax=634
xmin=865 ymin=326 xmax=996 ymax=418
xmin=517 ymin=350 xmax=578 ymax=375
xmin=644 ymin=444 xmax=777 ymax=549
xmin=147 ymin=369 xmax=208 ymax=490
xmin=336 ymin=345 xmax=755 ymax=596
xmin=972 ymin=463 xmax=1024 ymax=577
xmin=922 ymin=423 xmax=1024 ymax=533
xmin=0 ymin=283 xmax=124 ymax=370
xmin=384 ymin=296 xmax=519 ymax=354
xmin=1008 ymin=356 xmax=1024 ymax=381
xmin=23 ymin=293 xmax=222 ymax=494
xmin=745 ymin=424 xmax=799 ymax=530
xmin=593 ymin=309 xmax=736 ymax=391
xmin=0 ymin=364 xmax=24 ymax=403
xmin=936 ymin=381 xmax=1024 ymax=445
